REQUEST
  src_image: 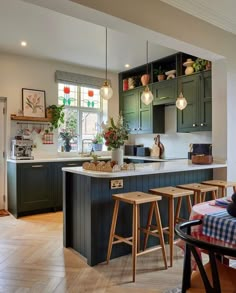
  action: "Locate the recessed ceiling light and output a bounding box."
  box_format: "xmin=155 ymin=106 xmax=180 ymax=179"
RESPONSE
xmin=125 ymin=64 xmax=130 ymax=68
xmin=21 ymin=41 xmax=27 ymax=47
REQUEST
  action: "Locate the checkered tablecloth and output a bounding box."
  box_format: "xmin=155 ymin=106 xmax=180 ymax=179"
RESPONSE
xmin=202 ymin=210 xmax=236 ymax=245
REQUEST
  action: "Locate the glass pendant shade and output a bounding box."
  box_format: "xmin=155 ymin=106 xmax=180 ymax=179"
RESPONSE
xmin=141 ymin=41 xmax=153 ymax=105
xmin=100 ymin=27 xmax=113 ymax=100
xmin=141 ymin=86 xmax=153 ymax=105
xmin=176 ymin=92 xmax=187 ymax=110
xmin=100 ymin=80 xmax=113 ymax=100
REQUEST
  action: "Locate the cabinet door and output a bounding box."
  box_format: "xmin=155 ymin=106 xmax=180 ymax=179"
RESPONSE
xmin=138 ymin=87 xmax=153 ymax=133
xmin=199 ymin=70 xmax=212 ymax=131
xmin=18 ymin=163 xmax=53 ymax=212
xmin=177 ymin=74 xmax=199 ymax=132
xmin=53 ymin=161 xmax=83 ymax=210
xmin=122 ymin=89 xmax=139 ymax=133
xmin=153 ymin=79 xmax=177 ymax=105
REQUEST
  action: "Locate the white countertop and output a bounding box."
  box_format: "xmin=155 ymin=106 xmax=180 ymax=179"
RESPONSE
xmin=62 ymin=159 xmax=226 ymax=178
xmin=7 ymin=155 xmax=174 ymax=164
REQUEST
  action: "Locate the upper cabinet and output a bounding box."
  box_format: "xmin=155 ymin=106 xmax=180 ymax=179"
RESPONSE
xmin=177 ymin=70 xmax=212 ymax=132
xmin=119 ymin=52 xmax=212 ymax=134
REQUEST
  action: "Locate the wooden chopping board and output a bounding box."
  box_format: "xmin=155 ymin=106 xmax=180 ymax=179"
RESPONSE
xmin=150 ymin=135 xmax=164 ymax=158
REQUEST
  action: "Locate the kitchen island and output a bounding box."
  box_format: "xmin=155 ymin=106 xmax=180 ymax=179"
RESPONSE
xmin=62 ymin=159 xmax=226 ymax=266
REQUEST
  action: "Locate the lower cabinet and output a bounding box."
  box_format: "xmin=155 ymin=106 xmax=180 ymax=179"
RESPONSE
xmin=53 ymin=161 xmax=83 ymax=210
xmin=7 ymin=160 xmax=83 ymax=218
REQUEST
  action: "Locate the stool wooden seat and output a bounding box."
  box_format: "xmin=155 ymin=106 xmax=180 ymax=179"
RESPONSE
xmin=107 ymin=191 xmax=167 ymax=282
xmin=177 ymin=183 xmax=218 ymax=204
xmin=201 ymin=180 xmax=236 ymax=197
xmin=148 ymin=186 xmax=194 ymax=267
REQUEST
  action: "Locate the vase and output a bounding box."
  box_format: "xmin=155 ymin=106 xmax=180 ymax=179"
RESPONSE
xmin=141 ymin=74 xmax=150 ymax=86
xmin=111 ymin=148 xmax=123 ymax=166
xmin=64 ymin=140 xmax=71 ymax=152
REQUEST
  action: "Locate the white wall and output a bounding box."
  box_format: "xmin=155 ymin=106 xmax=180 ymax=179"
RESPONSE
xmin=0 ymin=53 xmax=119 ymax=157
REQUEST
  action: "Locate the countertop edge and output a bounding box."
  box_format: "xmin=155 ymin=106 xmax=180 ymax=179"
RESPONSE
xmin=62 ymin=160 xmax=227 ymax=178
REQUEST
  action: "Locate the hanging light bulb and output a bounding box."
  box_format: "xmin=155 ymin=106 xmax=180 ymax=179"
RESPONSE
xmin=100 ymin=27 xmax=113 ymax=100
xmin=176 ymin=92 xmax=187 ymax=110
xmin=141 ymin=86 xmax=153 ymax=105
xmin=141 ymin=41 xmax=153 ymax=105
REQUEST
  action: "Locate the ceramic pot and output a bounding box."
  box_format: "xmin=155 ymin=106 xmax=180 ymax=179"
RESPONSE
xmin=92 ymin=143 xmax=103 ymax=151
xmin=185 ymin=66 xmax=194 ymax=75
xmin=111 ymin=148 xmax=123 ymax=166
xmin=158 ymin=74 xmax=165 ymax=82
xmin=141 ymin=74 xmax=150 ymax=86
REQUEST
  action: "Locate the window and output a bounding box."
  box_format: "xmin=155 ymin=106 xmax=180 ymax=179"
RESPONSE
xmin=58 ymin=83 xmax=107 ymax=152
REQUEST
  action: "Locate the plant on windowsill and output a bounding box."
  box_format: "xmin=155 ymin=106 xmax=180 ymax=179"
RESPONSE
xmin=59 ymin=115 xmax=78 ymax=152
xmin=92 ymin=133 xmax=103 ymax=151
xmin=193 ymin=58 xmax=207 ymax=72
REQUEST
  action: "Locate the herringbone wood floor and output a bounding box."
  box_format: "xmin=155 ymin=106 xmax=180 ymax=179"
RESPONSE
xmin=0 ymin=212 xmax=183 ymax=292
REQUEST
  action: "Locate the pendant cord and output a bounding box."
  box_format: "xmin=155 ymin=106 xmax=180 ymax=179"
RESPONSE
xmin=105 ymin=27 xmax=107 ymax=81
xmin=146 ymin=40 xmax=148 ymax=75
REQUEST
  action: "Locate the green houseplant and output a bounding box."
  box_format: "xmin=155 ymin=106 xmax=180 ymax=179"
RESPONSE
xmin=92 ymin=133 xmax=103 ymax=151
xmin=153 ymin=66 xmax=165 ymax=81
xmin=193 ymin=58 xmax=207 ymax=72
xmin=59 ymin=114 xmax=77 ymax=152
xmin=46 ymin=104 xmax=65 ymax=132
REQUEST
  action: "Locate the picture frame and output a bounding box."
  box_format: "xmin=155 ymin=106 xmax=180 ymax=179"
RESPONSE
xmin=22 ymin=88 xmax=46 ymax=118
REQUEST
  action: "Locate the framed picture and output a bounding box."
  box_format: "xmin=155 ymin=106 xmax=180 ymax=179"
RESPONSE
xmin=22 ymin=88 xmax=46 ymax=118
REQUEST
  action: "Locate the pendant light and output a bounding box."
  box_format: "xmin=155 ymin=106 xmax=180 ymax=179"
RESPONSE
xmin=100 ymin=27 xmax=113 ymax=100
xmin=176 ymin=92 xmax=187 ymax=110
xmin=141 ymin=41 xmax=153 ymax=105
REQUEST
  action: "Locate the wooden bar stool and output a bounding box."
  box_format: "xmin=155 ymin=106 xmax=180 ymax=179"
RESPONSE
xmin=177 ymin=183 xmax=218 ymax=204
xmin=148 ymin=186 xmax=194 ymax=267
xmin=107 ymin=191 xmax=168 ymax=282
xmin=201 ymin=180 xmax=236 ymax=197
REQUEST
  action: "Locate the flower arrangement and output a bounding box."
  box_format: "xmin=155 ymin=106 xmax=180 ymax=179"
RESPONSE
xmin=102 ymin=114 xmax=129 ymax=150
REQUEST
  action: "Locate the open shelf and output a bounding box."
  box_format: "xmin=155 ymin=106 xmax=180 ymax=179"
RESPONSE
xmin=11 ymin=114 xmax=52 ymax=123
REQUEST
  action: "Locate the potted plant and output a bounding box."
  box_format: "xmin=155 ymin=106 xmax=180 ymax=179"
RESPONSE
xmin=92 ymin=133 xmax=103 ymax=151
xmin=46 ymin=104 xmax=65 ymax=131
xmin=193 ymin=58 xmax=207 ymax=72
xmin=153 ymin=66 xmax=166 ymax=81
xmin=59 ymin=115 xmax=77 ymax=152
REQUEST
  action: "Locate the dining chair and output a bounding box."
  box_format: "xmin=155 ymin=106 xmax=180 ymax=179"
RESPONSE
xmin=175 ymin=219 xmax=236 ymax=293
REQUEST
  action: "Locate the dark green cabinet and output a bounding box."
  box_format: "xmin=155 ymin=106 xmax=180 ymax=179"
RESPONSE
xmin=8 ymin=160 xmax=83 ymax=217
xmin=152 ymin=79 xmax=177 ymax=105
xmin=53 ymin=161 xmax=83 ymax=210
xmin=8 ymin=162 xmax=53 ymax=217
xmin=177 ymin=70 xmax=212 ymax=132
xmin=122 ymin=87 xmax=153 ymax=134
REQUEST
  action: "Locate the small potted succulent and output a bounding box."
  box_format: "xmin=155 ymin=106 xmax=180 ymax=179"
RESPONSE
xmin=153 ymin=66 xmax=166 ymax=81
xmin=92 ymin=133 xmax=103 ymax=151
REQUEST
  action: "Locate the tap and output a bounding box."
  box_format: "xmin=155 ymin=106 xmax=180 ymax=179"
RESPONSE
xmin=82 ymin=139 xmax=93 ymax=154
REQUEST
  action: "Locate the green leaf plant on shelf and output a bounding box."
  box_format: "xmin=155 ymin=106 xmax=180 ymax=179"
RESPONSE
xmin=42 ymin=104 xmax=65 ymax=145
xmin=153 ymin=66 xmax=166 ymax=81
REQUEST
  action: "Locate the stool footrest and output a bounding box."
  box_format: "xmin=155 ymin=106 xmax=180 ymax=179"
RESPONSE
xmin=137 ymin=245 xmax=163 ymax=256
xmin=141 ymin=228 xmax=160 ymax=238
xmin=113 ymin=235 xmax=133 ymax=246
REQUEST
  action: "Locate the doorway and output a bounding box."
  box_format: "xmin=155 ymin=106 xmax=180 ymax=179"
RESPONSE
xmin=0 ymin=98 xmax=7 ymax=209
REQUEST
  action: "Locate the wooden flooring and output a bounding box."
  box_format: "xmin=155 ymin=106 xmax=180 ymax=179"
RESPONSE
xmin=0 ymin=212 xmax=183 ymax=292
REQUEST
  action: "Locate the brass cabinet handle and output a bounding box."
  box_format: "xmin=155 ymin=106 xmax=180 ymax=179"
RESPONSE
xmin=66 ymin=163 xmax=77 ymax=166
xmin=32 ymin=165 xmax=44 ymax=168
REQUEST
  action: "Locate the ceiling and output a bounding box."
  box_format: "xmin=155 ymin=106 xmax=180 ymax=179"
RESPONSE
xmin=0 ymin=0 xmax=177 ymax=73
xmin=161 ymin=0 xmax=236 ymax=36
xmin=1 ymin=0 xmax=235 ymax=73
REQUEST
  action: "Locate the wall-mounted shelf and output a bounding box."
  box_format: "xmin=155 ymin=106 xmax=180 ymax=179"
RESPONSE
xmin=11 ymin=114 xmax=52 ymax=123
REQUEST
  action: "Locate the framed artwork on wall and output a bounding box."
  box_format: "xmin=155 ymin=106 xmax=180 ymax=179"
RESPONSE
xmin=22 ymin=88 xmax=46 ymax=118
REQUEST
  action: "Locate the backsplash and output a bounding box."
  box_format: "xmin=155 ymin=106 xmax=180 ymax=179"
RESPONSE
xmin=128 ymin=106 xmax=212 ymax=158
